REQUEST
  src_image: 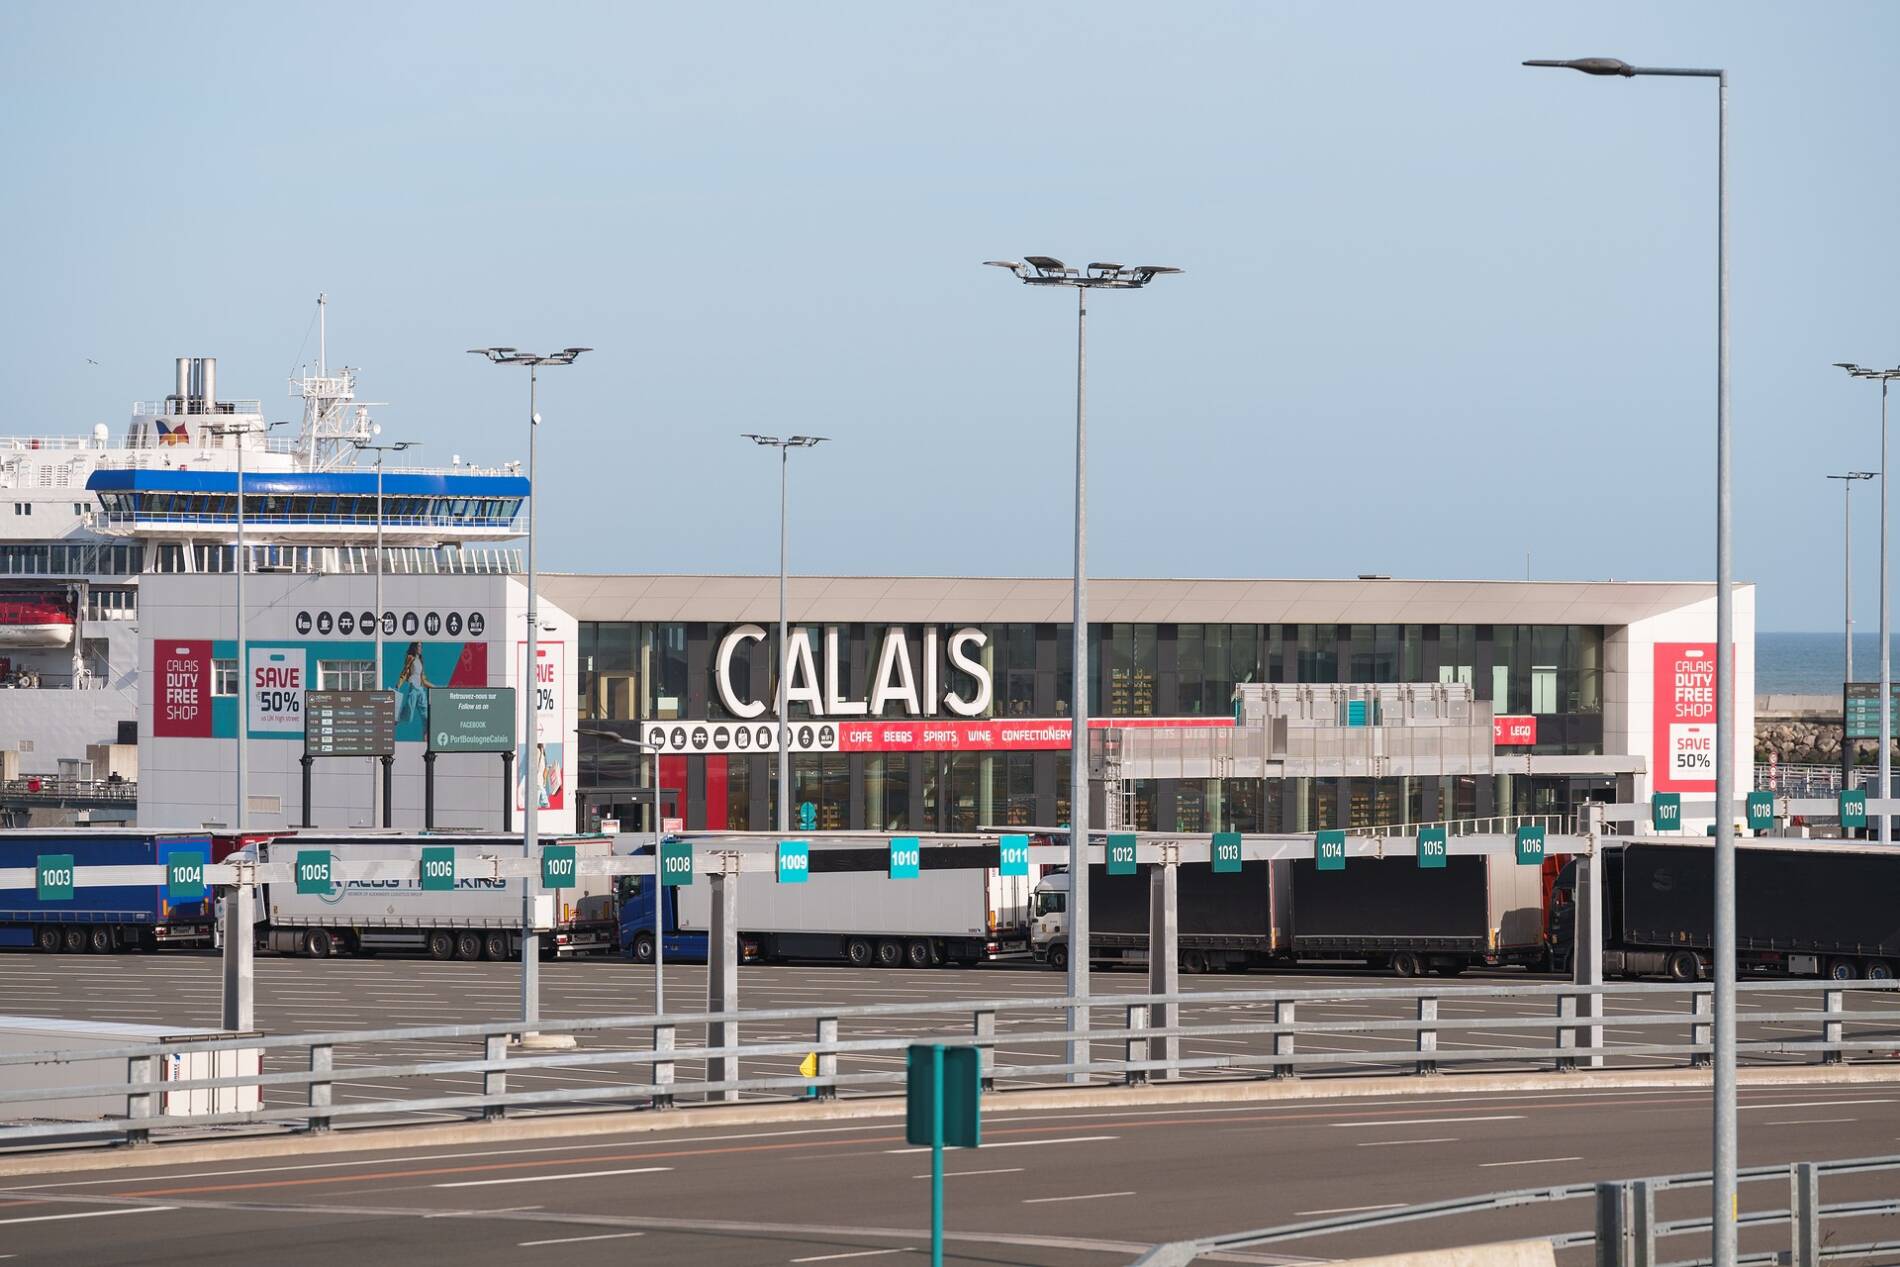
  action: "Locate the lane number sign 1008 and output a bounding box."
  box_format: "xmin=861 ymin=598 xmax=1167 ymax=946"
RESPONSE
xmin=660 ymin=841 xmax=694 ymax=887
xmin=889 ymin=836 xmax=921 ymax=879
xmin=541 ymin=845 xmax=577 ymax=890
xmin=295 ymin=850 xmax=332 ymax=895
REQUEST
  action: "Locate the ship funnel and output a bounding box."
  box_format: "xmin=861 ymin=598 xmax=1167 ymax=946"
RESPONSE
xmin=201 ymin=357 xmax=216 ymax=414
xmin=188 ymin=358 xmax=203 ymax=411
xmin=173 ymin=358 xmax=190 ymax=416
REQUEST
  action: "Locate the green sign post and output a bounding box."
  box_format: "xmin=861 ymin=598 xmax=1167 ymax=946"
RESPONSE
xmin=1745 ymin=791 xmax=1774 ymax=832
xmin=541 ymin=844 xmax=577 ymax=890
xmin=1652 ymin=793 xmax=1683 ymax=833
xmin=426 ymin=687 xmax=516 ymax=753
xmin=419 ymin=846 xmax=456 ymax=892
xmin=998 ymin=834 xmax=1029 ymax=878
xmin=659 ymin=841 xmax=694 ymax=887
xmin=165 ymin=849 xmax=206 ymax=902
xmin=1106 ymin=833 xmax=1138 ymax=876
xmin=777 ymin=840 xmax=810 ymax=884
xmin=1841 ymin=788 xmax=1868 ymax=829
xmin=1211 ymin=831 xmax=1243 ymax=873
xmin=36 ymin=854 xmax=74 ymax=902
xmin=1315 ymin=829 xmax=1346 ymax=871
xmin=1416 ymin=826 xmax=1447 ymax=869
xmin=295 ymin=850 xmax=332 ymax=896
xmin=889 ymin=836 xmax=920 ymax=879
xmin=907 ymin=1043 xmax=981 ymax=1267
xmin=1515 ymin=824 xmax=1546 ymax=866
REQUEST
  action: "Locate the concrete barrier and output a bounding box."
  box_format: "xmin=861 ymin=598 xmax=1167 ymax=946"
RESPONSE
xmin=1324 ymin=1239 xmax=1555 ymax=1267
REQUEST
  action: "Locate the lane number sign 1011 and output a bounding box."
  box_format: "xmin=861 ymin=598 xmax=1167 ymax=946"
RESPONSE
xmin=998 ymin=835 xmax=1029 ymax=878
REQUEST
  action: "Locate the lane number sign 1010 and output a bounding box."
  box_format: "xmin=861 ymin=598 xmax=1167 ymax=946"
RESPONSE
xmin=541 ymin=845 xmax=577 ymax=890
xmin=889 ymin=836 xmax=921 ymax=879
xmin=295 ymin=850 xmax=332 ymax=896
xmin=420 ymin=847 xmax=456 ymax=892
xmin=1416 ymin=826 xmax=1447 ymax=869
xmin=660 ymin=841 xmax=694 ymax=887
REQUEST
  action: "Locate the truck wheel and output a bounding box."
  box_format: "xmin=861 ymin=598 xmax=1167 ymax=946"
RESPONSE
xmin=1666 ymin=950 xmax=1701 ymax=983
xmin=875 ymin=939 xmax=904 ymax=969
xmin=905 ymin=940 xmax=933 ymax=969
xmin=628 ymin=931 xmax=655 ymax=964
xmin=1826 ymin=957 xmax=1860 ymax=982
xmin=427 ymin=931 xmax=455 ymax=961
xmin=35 ymin=926 xmax=60 ymax=954
xmin=845 ymin=938 xmax=874 ymax=967
xmin=1390 ymin=950 xmax=1424 ymax=978
xmin=302 ymin=929 xmax=333 ymax=959
xmin=62 ymin=927 xmax=86 ymax=954
xmin=1181 ymin=949 xmax=1209 ymax=974
xmin=485 ymin=932 xmax=511 ymax=962
xmin=88 ymin=926 xmax=115 ymax=954
xmin=455 ymin=932 xmax=483 ymax=961
xmin=1866 ymin=959 xmax=1895 ymax=981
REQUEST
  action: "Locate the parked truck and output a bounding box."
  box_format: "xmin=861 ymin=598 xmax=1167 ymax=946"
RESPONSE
xmin=616 ymin=842 xmax=1036 ymax=967
xmin=1550 ymin=840 xmax=1900 ymax=981
xmin=1032 ymin=853 xmax=1551 ymax=976
xmin=245 ymin=834 xmax=619 ymax=960
xmin=0 ymin=830 xmax=220 ymax=953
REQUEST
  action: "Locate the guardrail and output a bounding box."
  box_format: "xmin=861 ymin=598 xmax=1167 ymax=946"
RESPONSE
xmin=0 ymin=777 xmax=136 ymax=805
xmin=1 ymin=978 xmax=1896 ymax=1152
xmin=1133 ymin=1153 xmax=1900 ymax=1267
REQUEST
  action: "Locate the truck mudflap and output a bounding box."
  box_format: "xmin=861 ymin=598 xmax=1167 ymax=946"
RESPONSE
xmin=549 ymin=926 xmax=616 ymax=956
xmin=154 ymin=923 xmax=214 ymax=944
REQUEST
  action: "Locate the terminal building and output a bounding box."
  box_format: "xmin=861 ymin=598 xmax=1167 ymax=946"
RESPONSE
xmin=547 ymin=575 xmax=1755 ymax=837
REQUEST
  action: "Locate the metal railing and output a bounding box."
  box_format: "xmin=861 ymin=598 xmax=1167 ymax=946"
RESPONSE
xmin=1754 ymin=763 xmax=1880 ymax=798
xmin=1 ymin=978 xmax=1895 ymax=1152
xmin=1133 ymin=1153 xmax=1900 ymax=1267
xmin=0 ymin=777 xmax=136 ymax=804
xmin=1365 ymin=813 xmax=1567 ymax=840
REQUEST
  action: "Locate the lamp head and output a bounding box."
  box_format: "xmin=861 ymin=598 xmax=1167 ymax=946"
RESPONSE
xmin=1523 ymin=57 xmax=1636 ymax=76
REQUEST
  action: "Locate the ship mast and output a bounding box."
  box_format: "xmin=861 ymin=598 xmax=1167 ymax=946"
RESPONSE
xmin=289 ymin=292 xmax=372 ymax=471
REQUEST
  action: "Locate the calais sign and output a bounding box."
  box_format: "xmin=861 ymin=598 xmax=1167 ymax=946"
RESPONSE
xmin=715 ymin=624 xmax=993 ymax=719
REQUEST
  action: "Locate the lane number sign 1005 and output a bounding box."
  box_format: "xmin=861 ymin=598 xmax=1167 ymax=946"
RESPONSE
xmin=295 ymin=850 xmax=332 ymax=895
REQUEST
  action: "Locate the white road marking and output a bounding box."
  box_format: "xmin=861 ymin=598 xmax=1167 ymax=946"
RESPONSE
xmin=518 ymin=1232 xmax=646 ymax=1246
xmin=1021 ymin=1190 xmax=1136 ymax=1205
xmin=1294 ymin=1203 xmax=1404 ymax=1216
xmin=1740 ymin=1099 xmax=1891 ymax=1110
xmin=884 ymin=1134 xmax=1115 ymax=1155
xmin=1764 ymin=1118 xmax=1857 ymax=1126
xmin=789 ymin=1249 xmax=915 ymax=1263
xmin=0 ymin=1206 xmax=177 ymax=1226
xmin=434 ymin=1166 xmax=670 ymax=1189
xmin=1481 ymin=1157 xmax=1584 ymax=1168
xmin=1357 ymin=1137 xmax=1460 ymax=1147
xmin=911 ymin=1168 xmax=1024 ymax=1179
xmin=1334 ymin=1115 xmax=1523 ymax=1128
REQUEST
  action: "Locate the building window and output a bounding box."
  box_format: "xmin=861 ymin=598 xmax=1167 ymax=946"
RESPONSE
xmin=318 ymin=659 xmax=375 ymax=691
xmin=213 ymin=658 xmax=238 ymax=696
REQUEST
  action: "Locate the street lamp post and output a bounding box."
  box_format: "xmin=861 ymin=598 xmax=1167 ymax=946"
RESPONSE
xmin=351 ymin=433 xmax=417 ymax=825
xmin=468 ymin=346 xmax=590 ymax=1035
xmin=1827 ymin=470 xmax=1877 ymax=799
xmin=1836 ymin=365 xmax=1900 ymax=839
xmin=582 ymin=730 xmax=666 ymax=1013
xmin=1524 ymin=56 xmax=1734 ymax=1267
xmin=982 ymin=258 xmax=1181 ymax=1081
xmin=740 ymin=434 xmax=828 ymax=832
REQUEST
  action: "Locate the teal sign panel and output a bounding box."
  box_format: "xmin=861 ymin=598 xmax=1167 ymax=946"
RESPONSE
xmin=889 ymin=836 xmax=921 ymax=879
xmin=660 ymin=841 xmax=694 ymax=887
xmin=1745 ymin=791 xmax=1774 ymax=832
xmin=295 ymin=850 xmax=332 ymax=896
xmin=1416 ymin=826 xmax=1447 ymax=869
xmin=165 ymin=850 xmax=207 ymax=902
xmin=1652 ymin=793 xmax=1682 ymax=833
xmin=1107 ymin=833 xmax=1138 ymax=876
xmin=1315 ymin=829 xmax=1346 ymax=871
xmin=1211 ymin=831 xmax=1243 ymax=873
xmin=906 ymin=1044 xmax=981 ymax=1148
xmin=1841 ymin=788 xmax=1868 ymax=829
xmin=998 ymin=834 xmax=1029 ymax=877
xmin=1515 ymin=824 xmax=1546 ymax=866
xmin=420 ymin=846 xmax=456 ymax=892
xmin=777 ymin=839 xmax=810 ymax=884
xmin=541 ymin=844 xmax=577 ymax=890
xmin=36 ymin=854 xmax=74 ymax=902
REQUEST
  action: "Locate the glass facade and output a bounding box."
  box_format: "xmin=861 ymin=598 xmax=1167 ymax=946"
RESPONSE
xmin=575 ymin=620 xmax=1610 ymax=834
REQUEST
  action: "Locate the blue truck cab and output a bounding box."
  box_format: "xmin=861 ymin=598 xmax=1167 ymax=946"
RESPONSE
xmin=0 ymin=830 xmax=219 ymax=953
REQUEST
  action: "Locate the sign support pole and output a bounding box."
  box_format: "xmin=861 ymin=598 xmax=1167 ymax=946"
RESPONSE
xmin=930 ymin=1043 xmax=945 ymax=1267
xmin=220 ymin=879 xmax=254 ymax=1032
xmin=501 ymin=751 xmax=514 ymax=833
xmin=299 ymin=756 xmax=313 ymax=828
xmin=1146 ymin=843 xmax=1179 ymax=1078
xmin=706 ymin=854 xmax=740 ymax=1102
xmin=381 ymin=756 xmax=393 ymax=829
xmin=423 ymin=751 xmax=436 ymax=830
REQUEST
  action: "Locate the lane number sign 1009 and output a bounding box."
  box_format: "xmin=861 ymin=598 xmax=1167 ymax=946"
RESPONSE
xmin=777 ymin=840 xmax=810 ymax=884
xmin=541 ymin=845 xmax=577 ymax=890
xmin=889 ymin=836 xmax=921 ymax=879
xmin=295 ymin=850 xmax=332 ymax=895
xmin=420 ymin=847 xmax=456 ymax=892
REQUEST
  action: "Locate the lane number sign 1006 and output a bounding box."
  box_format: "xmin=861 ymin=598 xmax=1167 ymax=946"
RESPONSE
xmin=420 ymin=847 xmax=456 ymax=892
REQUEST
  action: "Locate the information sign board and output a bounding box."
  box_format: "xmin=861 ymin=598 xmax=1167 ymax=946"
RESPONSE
xmin=1745 ymin=791 xmax=1775 ymax=832
xmin=427 ymin=687 xmax=516 ymax=753
xmin=420 ymin=847 xmax=456 ymax=892
xmin=1416 ymin=826 xmax=1447 ymax=869
xmin=1515 ymin=824 xmax=1546 ymax=866
xmin=1841 ymin=788 xmax=1868 ymax=829
xmin=998 ymin=834 xmax=1029 ymax=877
xmin=1843 ymin=682 xmax=1900 ymax=741
xmin=906 ymin=1044 xmax=981 ymax=1148
xmin=541 ymin=844 xmax=577 ymax=890
xmin=889 ymin=836 xmax=920 ymax=879
xmin=1652 ymin=793 xmax=1682 ymax=833
xmin=1211 ymin=831 xmax=1243 ymax=873
xmin=1107 ymin=833 xmax=1138 ymax=876
xmin=166 ymin=850 xmax=206 ymax=901
xmin=36 ymin=854 xmax=73 ymax=902
xmin=304 ymin=691 xmax=396 ymax=757
xmin=660 ymin=841 xmax=694 ymax=887
xmin=295 ymin=850 xmax=332 ymax=896
xmin=1315 ymin=829 xmax=1346 ymax=871
xmin=778 ymin=840 xmax=810 ymax=884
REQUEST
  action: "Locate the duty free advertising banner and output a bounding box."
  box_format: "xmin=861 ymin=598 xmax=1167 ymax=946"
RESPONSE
xmin=1653 ymin=641 xmax=1733 ymax=793
xmin=154 ymin=640 xmax=213 ymax=738
xmin=517 ymin=640 xmax=566 ymax=813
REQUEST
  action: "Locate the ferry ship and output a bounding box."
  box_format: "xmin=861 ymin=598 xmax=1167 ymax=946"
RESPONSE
xmin=0 ymin=301 xmax=527 ymax=804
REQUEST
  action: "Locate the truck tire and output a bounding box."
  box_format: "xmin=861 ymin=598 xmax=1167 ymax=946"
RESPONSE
xmin=628 ymin=931 xmax=656 ymax=964
xmin=1390 ymin=950 xmax=1424 ymax=978
xmin=845 ymin=938 xmax=873 ymax=967
xmin=302 ymin=928 xmax=333 ymax=959
xmin=1866 ymin=959 xmax=1894 ymax=981
xmin=35 ymin=926 xmax=60 ymax=954
xmin=1666 ymin=950 xmax=1701 ymax=983
xmin=905 ymin=940 xmax=933 ymax=969
xmin=62 ymin=927 xmax=86 ymax=954
xmin=484 ymin=932 xmax=510 ymax=961
xmin=88 ymin=926 xmax=115 ymax=954
xmin=1826 ymin=957 xmax=1859 ymax=982
xmin=427 ymin=931 xmax=455 ymax=961
xmin=455 ymin=932 xmax=483 ymax=961
xmin=875 ymin=939 xmax=904 ymax=969
xmin=1181 ymin=949 xmax=1209 ymax=974
xmin=1047 ymin=942 xmax=1068 ymax=970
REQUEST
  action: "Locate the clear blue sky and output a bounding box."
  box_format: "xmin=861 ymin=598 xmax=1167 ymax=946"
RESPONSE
xmin=4 ymin=2 xmax=1897 ymax=631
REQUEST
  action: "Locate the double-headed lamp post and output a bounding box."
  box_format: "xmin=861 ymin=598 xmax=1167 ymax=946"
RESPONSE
xmin=740 ymin=434 xmax=828 ymax=833
xmin=1826 ymin=470 xmax=1877 ymax=797
xmin=983 ymin=258 xmax=1181 ymax=1080
xmin=581 ymin=730 xmax=666 ymax=1014
xmin=467 ymin=345 xmax=590 ymax=1034
xmin=1524 ymin=55 xmax=1735 ymax=1267
xmin=1836 ymin=363 xmax=1900 ymax=841
xmin=351 ymin=432 xmax=416 ymax=824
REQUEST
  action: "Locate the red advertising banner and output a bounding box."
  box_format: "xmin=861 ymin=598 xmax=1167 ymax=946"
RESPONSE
xmin=1654 ymin=641 xmax=1720 ymax=792
xmin=1493 ymin=715 xmax=1537 ymax=746
xmin=155 ymin=640 xmax=213 ymax=738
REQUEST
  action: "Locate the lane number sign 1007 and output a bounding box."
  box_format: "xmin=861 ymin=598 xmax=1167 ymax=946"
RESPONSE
xmin=541 ymin=845 xmax=577 ymax=890
xmin=295 ymin=850 xmax=332 ymax=895
xmin=889 ymin=836 xmax=921 ymax=879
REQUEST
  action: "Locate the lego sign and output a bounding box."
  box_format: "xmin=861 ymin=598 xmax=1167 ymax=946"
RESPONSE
xmin=1654 ymin=641 xmax=1724 ymax=793
xmin=155 ymin=641 xmax=213 ymax=738
xmin=1493 ymin=715 xmax=1536 ymax=746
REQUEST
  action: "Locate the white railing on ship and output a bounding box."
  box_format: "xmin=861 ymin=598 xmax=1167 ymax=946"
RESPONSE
xmin=1755 ymin=762 xmax=1880 ymax=797
xmin=130 ymin=399 xmax=265 ymax=417
xmin=0 ymin=435 xmax=101 ymax=452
